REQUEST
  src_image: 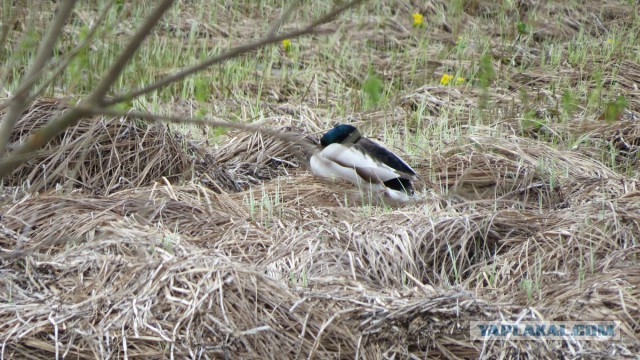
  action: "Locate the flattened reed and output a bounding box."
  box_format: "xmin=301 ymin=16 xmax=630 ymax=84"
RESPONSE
xmin=3 ymin=176 xmax=639 ymax=358
xmin=1 ymin=100 xmax=639 ymax=358
xmin=3 ymin=98 xmax=190 ymax=195
xmin=2 ymin=0 xmax=640 ymax=357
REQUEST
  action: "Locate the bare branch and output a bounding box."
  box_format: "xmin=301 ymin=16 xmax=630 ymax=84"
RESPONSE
xmin=0 ymin=0 xmax=78 ymax=155
xmin=0 ymin=106 xmax=318 ymax=174
xmin=0 ymin=1 xmax=114 ymax=112
xmin=0 ymin=0 xmax=361 ymax=180
xmin=83 ymin=106 xmax=318 ymax=155
xmin=0 ymin=0 xmax=175 ymax=178
xmin=0 ymin=0 xmax=13 ymax=60
xmin=266 ymin=0 xmax=300 ymax=38
xmin=103 ymin=0 xmax=364 ymax=106
xmin=89 ymin=0 xmax=175 ymax=105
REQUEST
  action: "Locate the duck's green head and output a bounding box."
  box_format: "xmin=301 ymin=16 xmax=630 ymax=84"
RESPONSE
xmin=320 ymin=124 xmax=361 ymax=147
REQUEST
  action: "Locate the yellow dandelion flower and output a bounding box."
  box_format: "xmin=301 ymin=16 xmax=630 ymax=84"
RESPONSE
xmin=455 ymin=77 xmax=465 ymax=84
xmin=456 ymin=35 xmax=463 ymax=45
xmin=282 ymin=39 xmax=292 ymax=53
xmin=440 ymin=74 xmax=453 ymax=86
xmin=606 ymin=38 xmax=614 ymax=44
xmin=412 ymin=13 xmax=424 ymax=28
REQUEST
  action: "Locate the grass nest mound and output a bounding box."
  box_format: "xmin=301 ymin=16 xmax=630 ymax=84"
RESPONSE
xmin=3 ymin=98 xmax=191 ymax=195
xmin=3 ymin=0 xmax=640 ymax=357
xmin=2 ymin=180 xmax=639 ymax=358
xmin=197 ymin=122 xmax=317 ymax=193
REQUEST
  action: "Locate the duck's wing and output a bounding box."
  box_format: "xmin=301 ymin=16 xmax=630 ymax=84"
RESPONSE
xmin=355 ymin=138 xmax=416 ymax=178
xmin=320 ymin=143 xmax=405 ymax=184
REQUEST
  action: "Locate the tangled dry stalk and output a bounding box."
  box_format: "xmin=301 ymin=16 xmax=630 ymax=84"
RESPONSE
xmin=2 ymin=95 xmax=640 ymax=358
xmin=2 ymin=0 xmax=640 ymax=359
xmin=4 ymin=98 xmax=191 ymax=194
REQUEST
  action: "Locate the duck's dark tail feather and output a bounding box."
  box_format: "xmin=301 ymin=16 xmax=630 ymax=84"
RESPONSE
xmin=383 ymin=177 xmax=413 ymax=194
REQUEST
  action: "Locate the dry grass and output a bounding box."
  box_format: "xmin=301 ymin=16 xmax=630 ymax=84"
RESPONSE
xmin=2 ymin=0 xmax=640 ymax=358
xmin=3 ymin=98 xmax=191 ymax=195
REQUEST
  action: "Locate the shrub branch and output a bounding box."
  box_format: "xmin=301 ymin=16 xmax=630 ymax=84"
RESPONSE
xmin=0 ymin=0 xmax=78 ymax=155
xmin=0 ymin=0 xmax=362 ymax=180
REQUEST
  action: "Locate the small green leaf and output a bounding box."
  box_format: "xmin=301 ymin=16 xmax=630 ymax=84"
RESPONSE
xmin=194 ymin=78 xmax=209 ymax=102
xmin=603 ymin=95 xmax=628 ymax=123
xmin=562 ymin=89 xmax=577 ymax=116
xmin=212 ymin=127 xmax=228 ymax=138
xmin=115 ymin=0 xmax=125 ymax=13
xmin=521 ymin=110 xmax=544 ymax=130
xmin=478 ymin=54 xmax=494 ymax=88
xmin=362 ymin=73 xmax=383 ymax=108
xmin=516 ymin=21 xmax=528 ymax=35
xmin=196 ymin=108 xmax=208 ymax=117
xmin=111 ymin=101 xmax=134 ymax=112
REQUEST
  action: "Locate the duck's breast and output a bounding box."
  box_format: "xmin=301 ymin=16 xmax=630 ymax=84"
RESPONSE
xmin=310 ymin=150 xmax=361 ymax=185
xmin=320 ymin=143 xmax=401 ymax=183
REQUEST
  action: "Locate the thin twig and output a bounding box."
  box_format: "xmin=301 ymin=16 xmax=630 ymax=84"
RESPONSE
xmin=0 ymin=0 xmax=14 ymax=62
xmin=0 ymin=0 xmax=175 ymax=179
xmin=0 ymin=1 xmax=114 ymax=112
xmin=85 ymin=106 xmax=317 ymax=154
xmin=0 ymin=105 xmax=318 ymax=177
xmin=103 ymin=0 xmax=363 ymax=106
xmin=0 ymin=1 xmax=26 ymax=86
xmin=90 ymin=0 xmax=175 ymax=105
xmin=0 ymin=0 xmax=78 ymax=155
xmin=0 ymin=0 xmax=361 ymax=180
xmin=266 ymin=0 xmax=300 ymax=38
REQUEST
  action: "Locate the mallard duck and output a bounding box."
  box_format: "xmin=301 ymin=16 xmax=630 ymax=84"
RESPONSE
xmin=310 ymin=124 xmax=418 ymax=204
